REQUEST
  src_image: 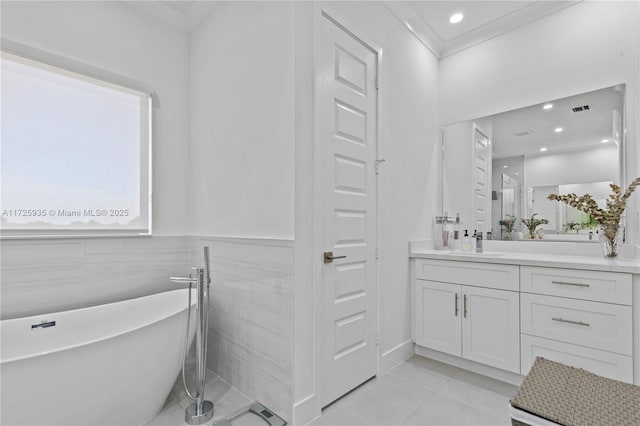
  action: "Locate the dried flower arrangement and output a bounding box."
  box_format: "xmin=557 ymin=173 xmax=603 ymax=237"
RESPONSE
xmin=499 ymin=215 xmax=516 ymax=239
xmin=547 ymin=177 xmax=640 ymax=257
xmin=521 ymin=213 xmax=549 ymax=239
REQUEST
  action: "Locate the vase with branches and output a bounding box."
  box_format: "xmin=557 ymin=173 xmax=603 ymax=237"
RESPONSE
xmin=548 ymin=177 xmax=640 ymax=257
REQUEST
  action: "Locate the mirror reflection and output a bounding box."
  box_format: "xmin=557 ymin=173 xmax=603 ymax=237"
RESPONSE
xmin=443 ymin=85 xmax=624 ymax=242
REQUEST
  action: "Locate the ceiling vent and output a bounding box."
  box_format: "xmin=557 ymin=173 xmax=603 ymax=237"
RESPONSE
xmin=513 ymin=130 xmax=533 ymax=137
xmin=572 ymin=104 xmax=590 ymax=112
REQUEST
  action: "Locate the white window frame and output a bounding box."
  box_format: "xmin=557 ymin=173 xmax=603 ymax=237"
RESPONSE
xmin=0 ymin=40 xmax=153 ymax=238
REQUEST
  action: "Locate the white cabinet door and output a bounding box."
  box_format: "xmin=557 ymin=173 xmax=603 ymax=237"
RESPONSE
xmin=415 ymin=280 xmax=462 ymax=357
xmin=462 ymin=286 xmax=520 ymax=373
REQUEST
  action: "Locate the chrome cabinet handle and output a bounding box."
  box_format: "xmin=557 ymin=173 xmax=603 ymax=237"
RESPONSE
xmin=463 ymin=294 xmax=468 ymax=318
xmin=552 ymin=317 xmax=590 ymax=327
xmin=551 ymin=280 xmax=590 ymax=288
xmin=455 ymin=293 xmax=459 ymax=317
xmin=323 ymin=251 xmax=347 ymax=264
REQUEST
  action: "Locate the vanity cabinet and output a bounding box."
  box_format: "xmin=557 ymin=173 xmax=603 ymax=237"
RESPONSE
xmin=414 ymin=260 xmax=520 ymax=373
xmin=520 ymin=266 xmax=634 ymax=383
xmin=413 ymin=258 xmax=635 ymax=384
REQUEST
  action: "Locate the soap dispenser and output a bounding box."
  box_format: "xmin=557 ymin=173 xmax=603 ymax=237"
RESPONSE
xmin=462 ymin=229 xmax=472 ymax=252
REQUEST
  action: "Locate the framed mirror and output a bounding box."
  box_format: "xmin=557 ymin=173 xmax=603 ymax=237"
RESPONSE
xmin=442 ymin=84 xmax=625 ymax=242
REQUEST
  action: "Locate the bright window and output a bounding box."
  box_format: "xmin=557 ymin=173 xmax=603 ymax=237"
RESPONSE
xmin=1 ymin=51 xmax=152 ymax=237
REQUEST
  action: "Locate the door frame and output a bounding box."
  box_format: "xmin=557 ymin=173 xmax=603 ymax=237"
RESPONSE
xmin=311 ymin=4 xmax=384 ymax=409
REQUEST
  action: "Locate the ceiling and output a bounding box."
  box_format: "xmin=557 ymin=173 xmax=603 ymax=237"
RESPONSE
xmin=123 ymin=1 xmax=214 ymax=32
xmin=491 ymin=85 xmax=624 ymax=160
xmin=385 ymin=0 xmax=580 ymax=57
xmin=123 ymin=1 xmax=581 ymax=57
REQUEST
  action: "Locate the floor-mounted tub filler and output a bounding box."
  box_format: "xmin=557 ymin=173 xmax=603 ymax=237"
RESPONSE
xmin=170 ymin=246 xmax=215 ymax=425
xmin=171 ymin=247 xmax=287 ymax=426
xmin=0 ymin=288 xmax=197 ymax=426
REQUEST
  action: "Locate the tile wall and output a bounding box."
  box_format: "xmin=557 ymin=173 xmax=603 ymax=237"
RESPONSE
xmin=0 ymin=236 xmax=189 ymax=319
xmin=189 ymin=236 xmax=294 ymax=422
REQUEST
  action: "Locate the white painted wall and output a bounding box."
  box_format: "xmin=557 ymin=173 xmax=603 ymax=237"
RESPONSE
xmin=1 ymin=1 xmax=191 ymax=235
xmin=440 ymin=0 xmax=640 ymax=244
xmin=189 ymin=2 xmax=295 ymax=238
xmin=526 ymin=145 xmax=619 ymax=189
xmin=189 ymin=3 xmax=297 ymax=421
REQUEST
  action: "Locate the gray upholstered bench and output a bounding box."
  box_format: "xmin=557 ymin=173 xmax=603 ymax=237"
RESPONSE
xmin=509 ymin=357 xmax=640 ymax=426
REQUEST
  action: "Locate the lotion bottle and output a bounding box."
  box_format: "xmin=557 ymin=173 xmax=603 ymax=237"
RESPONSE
xmin=476 ymin=232 xmax=483 ymax=253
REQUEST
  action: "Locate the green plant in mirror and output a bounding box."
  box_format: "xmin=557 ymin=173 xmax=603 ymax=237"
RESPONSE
xmin=548 ymin=177 xmax=640 ymax=257
xmin=565 ymin=220 xmax=581 ymax=233
xmin=521 ymin=213 xmax=549 ymax=240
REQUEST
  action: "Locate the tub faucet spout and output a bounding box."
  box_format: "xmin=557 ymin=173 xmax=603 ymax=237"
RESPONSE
xmin=169 ymin=276 xmax=198 ymax=285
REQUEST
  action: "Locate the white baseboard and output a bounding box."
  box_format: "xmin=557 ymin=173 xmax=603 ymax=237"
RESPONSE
xmin=293 ymin=393 xmax=320 ymax=426
xmin=380 ymin=339 xmax=414 ymax=374
xmin=415 ymin=345 xmax=524 ymax=387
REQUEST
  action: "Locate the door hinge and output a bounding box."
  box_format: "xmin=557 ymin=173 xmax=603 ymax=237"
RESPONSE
xmin=375 ymin=333 xmax=380 ymax=346
xmin=375 ymin=158 xmax=386 ymax=175
xmin=375 ymin=77 xmax=379 ymax=90
xmin=375 ymin=247 xmax=379 ymax=259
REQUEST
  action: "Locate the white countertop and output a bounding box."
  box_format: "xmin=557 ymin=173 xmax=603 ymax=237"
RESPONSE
xmin=410 ymin=249 xmax=640 ymax=274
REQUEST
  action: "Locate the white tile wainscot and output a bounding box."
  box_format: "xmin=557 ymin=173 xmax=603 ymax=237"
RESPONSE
xmin=410 ymin=248 xmax=640 ymax=387
xmin=0 ymin=236 xmax=189 ymax=320
xmin=189 ymin=236 xmax=294 ymax=423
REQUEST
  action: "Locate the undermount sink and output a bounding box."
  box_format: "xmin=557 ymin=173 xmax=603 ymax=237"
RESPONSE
xmin=443 ymin=251 xmax=504 ymax=257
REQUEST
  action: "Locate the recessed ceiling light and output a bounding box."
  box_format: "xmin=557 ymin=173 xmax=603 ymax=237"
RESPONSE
xmin=503 ymin=165 xmax=508 ymax=168
xmin=514 ymin=172 xmax=520 ymax=176
xmin=540 ymin=147 xmax=548 ymax=152
xmin=543 ymin=103 xmax=554 ymax=110
xmin=601 ymin=139 xmax=610 ymax=143
xmin=449 ymin=13 xmax=464 ymax=24
xmin=406 ymin=22 xmax=413 ymax=32
xmin=554 ymin=127 xmax=563 ymax=133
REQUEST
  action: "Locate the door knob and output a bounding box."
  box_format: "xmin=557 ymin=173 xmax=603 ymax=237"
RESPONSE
xmin=324 ymin=251 xmax=346 ymax=264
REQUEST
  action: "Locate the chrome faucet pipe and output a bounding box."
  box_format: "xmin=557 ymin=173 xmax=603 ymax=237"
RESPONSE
xmin=181 ymin=248 xmax=214 ymax=425
xmin=194 ymin=268 xmax=205 ymax=411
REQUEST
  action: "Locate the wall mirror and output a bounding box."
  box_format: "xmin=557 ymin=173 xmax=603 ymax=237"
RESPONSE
xmin=442 ymin=84 xmax=625 ymax=242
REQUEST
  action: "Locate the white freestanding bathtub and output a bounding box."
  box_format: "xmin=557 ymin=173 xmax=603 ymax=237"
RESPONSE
xmin=1 ymin=288 xmax=196 ymax=426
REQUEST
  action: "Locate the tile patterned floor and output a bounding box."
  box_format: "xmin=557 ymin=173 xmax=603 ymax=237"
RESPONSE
xmin=145 ymin=369 xmax=255 ymax=426
xmin=147 ymin=356 xmax=518 ymax=426
xmin=310 ymin=356 xmax=518 ymax=426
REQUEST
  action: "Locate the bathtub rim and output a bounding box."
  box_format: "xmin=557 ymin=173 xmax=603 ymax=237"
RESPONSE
xmin=1 ymin=288 xmax=196 ymax=364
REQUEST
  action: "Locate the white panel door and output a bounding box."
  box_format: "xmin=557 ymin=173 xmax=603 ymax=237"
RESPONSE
xmin=415 ymin=280 xmax=462 ymax=356
xmin=319 ymin=14 xmax=378 ymax=407
xmin=472 ymin=126 xmax=490 ymax=233
xmin=462 ymin=286 xmax=520 ymax=373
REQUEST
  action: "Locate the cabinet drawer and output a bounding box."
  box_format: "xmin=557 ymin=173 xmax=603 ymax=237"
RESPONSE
xmin=521 ymin=266 xmax=632 ymax=305
xmin=521 ymin=293 xmax=632 ymax=355
xmin=415 ymin=259 xmax=518 ymax=291
xmin=521 ymin=334 xmax=633 ymax=383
